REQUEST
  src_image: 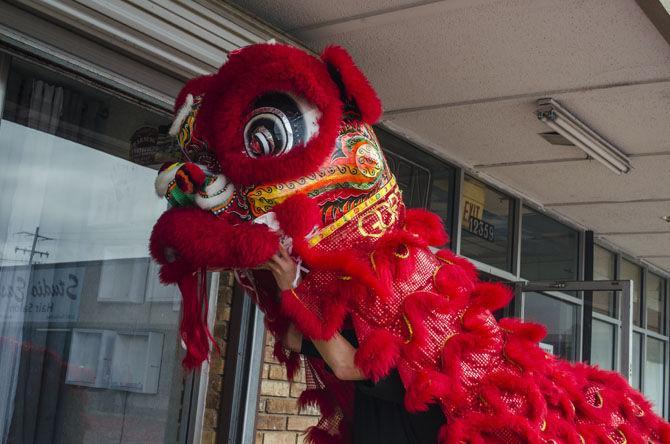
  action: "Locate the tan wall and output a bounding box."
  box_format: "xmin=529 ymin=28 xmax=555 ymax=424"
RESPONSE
xmin=200 ymin=273 xmax=319 ymax=444
xmin=255 ymin=335 xmax=320 ymax=444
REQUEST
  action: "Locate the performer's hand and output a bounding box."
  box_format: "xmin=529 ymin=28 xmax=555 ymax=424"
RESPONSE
xmin=264 ymin=246 xmax=298 ymax=291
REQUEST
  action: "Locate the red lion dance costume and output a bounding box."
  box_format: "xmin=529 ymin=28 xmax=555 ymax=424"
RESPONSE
xmin=150 ymin=43 xmax=670 ymax=443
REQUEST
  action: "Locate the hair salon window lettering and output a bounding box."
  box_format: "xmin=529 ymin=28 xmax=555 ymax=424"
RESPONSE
xmin=462 ymin=179 xmax=495 ymax=243
xmin=0 ymin=265 xmax=84 ymax=322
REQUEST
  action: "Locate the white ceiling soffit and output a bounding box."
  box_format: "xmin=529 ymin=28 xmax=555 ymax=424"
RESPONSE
xmin=233 ymin=0 xmax=670 ymax=275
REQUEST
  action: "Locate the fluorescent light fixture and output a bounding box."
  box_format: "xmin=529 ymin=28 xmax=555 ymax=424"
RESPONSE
xmin=536 ymin=98 xmax=632 ymax=175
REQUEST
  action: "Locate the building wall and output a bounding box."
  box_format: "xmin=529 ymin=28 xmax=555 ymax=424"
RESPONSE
xmin=255 ymin=335 xmax=320 ymax=444
xmin=201 ymin=273 xmax=319 ymax=444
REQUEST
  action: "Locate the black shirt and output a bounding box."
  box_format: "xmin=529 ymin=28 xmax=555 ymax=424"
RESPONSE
xmin=300 ymin=331 xmax=445 ymax=443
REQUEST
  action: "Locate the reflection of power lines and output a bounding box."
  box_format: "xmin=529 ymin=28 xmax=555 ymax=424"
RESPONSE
xmin=14 ymin=227 xmax=55 ymax=265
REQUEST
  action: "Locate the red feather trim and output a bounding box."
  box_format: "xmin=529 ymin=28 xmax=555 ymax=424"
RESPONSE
xmin=150 ymin=207 xmax=279 ymax=283
xmin=272 ymin=193 xmax=322 ymax=241
xmin=354 ymin=329 xmax=400 ymax=382
xmin=174 ymin=74 xmax=213 ymax=113
xmin=320 ymin=45 xmax=382 ymax=124
xmin=469 ymin=282 xmax=514 ymax=312
xmin=404 ymin=208 xmax=449 ymax=247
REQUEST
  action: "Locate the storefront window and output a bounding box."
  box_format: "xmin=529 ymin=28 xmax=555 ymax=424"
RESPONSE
xmin=633 ymin=332 xmax=642 ymax=390
xmin=521 ymin=207 xmax=579 ymax=281
xmin=646 ymin=273 xmax=665 ymax=334
xmin=0 ymin=56 xmax=187 ymax=442
xmin=377 ymin=128 xmax=456 ymax=243
xmin=591 ymin=318 xmax=616 ymax=370
xmin=593 ymin=245 xmax=616 ymax=316
xmin=459 ymin=176 xmax=512 ymax=271
xmin=621 ymin=259 xmax=643 ymax=327
xmin=523 ymin=292 xmax=579 ymax=361
xmin=644 ymin=338 xmax=665 ymax=416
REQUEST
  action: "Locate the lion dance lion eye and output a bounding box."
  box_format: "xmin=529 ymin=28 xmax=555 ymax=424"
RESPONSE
xmin=243 ymin=92 xmax=320 ymax=158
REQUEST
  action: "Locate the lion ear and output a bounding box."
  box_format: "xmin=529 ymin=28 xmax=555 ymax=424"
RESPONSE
xmin=321 ymin=46 xmax=382 ymax=124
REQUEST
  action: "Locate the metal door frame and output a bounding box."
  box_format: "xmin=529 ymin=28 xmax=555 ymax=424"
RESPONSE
xmin=515 ymin=280 xmax=633 ymax=383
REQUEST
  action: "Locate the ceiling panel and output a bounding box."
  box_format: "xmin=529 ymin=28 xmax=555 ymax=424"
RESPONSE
xmin=556 ymin=201 xmax=670 ymax=234
xmin=230 ymin=0 xmax=424 ymax=31
xmin=384 ymin=98 xmax=585 ymax=165
xmin=600 ymin=233 xmax=670 ymax=257
xmin=481 ymin=155 xmax=670 ymax=204
xmin=548 ymin=82 xmax=670 ymax=155
xmin=301 ymin=0 xmax=670 ymax=110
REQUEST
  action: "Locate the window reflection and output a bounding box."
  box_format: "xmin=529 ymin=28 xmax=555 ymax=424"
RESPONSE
xmin=646 ymin=273 xmax=664 ymax=334
xmin=620 ymin=259 xmax=642 ymax=327
xmin=0 ymin=56 xmax=184 ymax=443
xmin=523 ymin=292 xmax=579 ymax=361
xmin=593 ymin=245 xmax=616 ymax=316
xmin=591 ymin=319 xmax=615 ymax=370
xmin=521 ymin=207 xmax=579 ymax=282
xmin=377 ymin=128 xmax=455 ymax=245
xmin=460 ymin=176 xmax=512 ymax=271
xmin=633 ymin=332 xmax=642 ymax=390
xmin=645 ymin=338 xmax=665 ymax=416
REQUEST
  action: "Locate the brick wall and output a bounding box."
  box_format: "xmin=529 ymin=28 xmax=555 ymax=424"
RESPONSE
xmin=256 ymin=335 xmax=320 ymax=444
xmin=199 ymin=273 xmax=319 ymax=444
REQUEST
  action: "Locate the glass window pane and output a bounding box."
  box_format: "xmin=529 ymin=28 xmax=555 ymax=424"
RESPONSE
xmin=524 ymin=292 xmax=579 ymax=361
xmin=459 ymin=176 xmax=512 ymax=271
xmin=633 ymin=332 xmax=642 ymax=390
xmin=620 ymin=259 xmax=643 ymax=327
xmin=377 ymin=128 xmax=455 ymax=245
xmin=0 ymin=57 xmax=185 ymax=442
xmin=646 ymin=273 xmax=665 ymax=334
xmin=591 ymin=318 xmax=616 ymax=370
xmin=593 ymin=245 xmax=616 ymax=316
xmin=644 ymin=338 xmax=666 ymax=416
xmin=521 ymin=207 xmax=579 ymax=281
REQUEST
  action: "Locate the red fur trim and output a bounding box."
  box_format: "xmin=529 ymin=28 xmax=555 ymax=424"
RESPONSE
xmin=435 ymin=248 xmax=478 ymax=281
xmin=470 ymin=282 xmax=514 ymax=312
xmin=403 ymin=369 xmax=451 ymax=412
xmin=479 ymin=372 xmax=547 ymax=424
xmin=320 ymin=45 xmax=382 ymax=124
xmin=272 ymin=193 xmax=322 ymax=241
xmin=279 ymin=287 xmax=326 ymax=339
xmin=354 ymin=329 xmax=400 ymax=382
xmin=199 ymin=43 xmax=343 ymax=186
xmin=150 ymin=207 xmax=279 ymax=283
xmin=441 ymin=412 xmax=542 ymax=444
xmin=404 ymin=208 xmax=449 ymax=247
xmin=177 ymin=270 xmax=217 ymax=369
xmin=174 ymin=75 xmax=213 ymax=113
xmin=503 ymin=338 xmax=550 ymax=372
xmin=498 ymin=317 xmax=547 ymax=342
xmin=297 ymin=247 xmax=391 ymax=301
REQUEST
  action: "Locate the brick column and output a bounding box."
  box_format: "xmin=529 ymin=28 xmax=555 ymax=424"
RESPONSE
xmin=255 ymin=335 xmax=320 ymax=444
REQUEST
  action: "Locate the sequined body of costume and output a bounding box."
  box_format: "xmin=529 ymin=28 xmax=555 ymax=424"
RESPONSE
xmin=149 ymin=43 xmax=670 ymax=444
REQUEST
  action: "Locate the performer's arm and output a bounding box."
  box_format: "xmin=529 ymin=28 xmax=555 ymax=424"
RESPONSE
xmin=266 ymin=248 xmax=364 ymax=381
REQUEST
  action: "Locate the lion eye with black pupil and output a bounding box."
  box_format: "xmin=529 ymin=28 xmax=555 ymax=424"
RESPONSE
xmin=243 ymin=92 xmax=319 ymax=159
